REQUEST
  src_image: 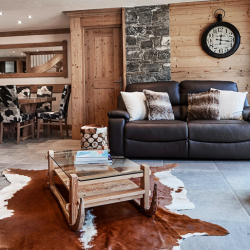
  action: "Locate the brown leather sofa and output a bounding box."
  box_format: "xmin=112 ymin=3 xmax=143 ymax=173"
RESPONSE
xmin=108 ymin=80 xmax=250 ymax=159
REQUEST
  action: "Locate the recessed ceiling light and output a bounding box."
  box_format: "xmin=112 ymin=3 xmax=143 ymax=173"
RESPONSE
xmin=53 ymin=49 xmax=55 ymax=51
xmin=36 ymin=50 xmax=39 ymax=52
xmin=21 ymin=53 xmax=24 ymax=55
xmin=0 ymin=12 xmax=3 ymax=15
xmin=27 ymin=15 xmax=32 ymax=19
xmin=18 ymin=21 xmax=22 ymax=24
xmin=13 ymin=51 xmax=15 ymax=53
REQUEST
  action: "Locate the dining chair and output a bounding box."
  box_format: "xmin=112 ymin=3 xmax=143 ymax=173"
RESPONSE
xmin=36 ymin=85 xmax=71 ymax=139
xmin=17 ymin=86 xmax=31 ymax=98
xmin=0 ymin=85 xmax=34 ymax=144
xmin=36 ymin=86 xmax=53 ymax=112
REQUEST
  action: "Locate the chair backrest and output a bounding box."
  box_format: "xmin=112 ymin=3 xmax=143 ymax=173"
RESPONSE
xmin=59 ymin=85 xmax=71 ymax=119
xmin=17 ymin=86 xmax=31 ymax=98
xmin=36 ymin=86 xmax=53 ymax=111
xmin=0 ymin=85 xmax=21 ymax=123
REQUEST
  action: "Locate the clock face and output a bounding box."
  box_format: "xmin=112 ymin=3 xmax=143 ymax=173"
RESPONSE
xmin=206 ymin=26 xmax=235 ymax=54
xmin=202 ymin=22 xmax=240 ymax=58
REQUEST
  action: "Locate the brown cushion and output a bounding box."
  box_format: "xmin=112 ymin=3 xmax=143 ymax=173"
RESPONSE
xmin=187 ymin=90 xmax=220 ymax=120
xmin=143 ymin=89 xmax=174 ymax=121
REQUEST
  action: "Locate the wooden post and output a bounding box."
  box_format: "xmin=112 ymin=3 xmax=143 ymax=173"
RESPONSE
xmin=17 ymin=123 xmax=20 ymax=144
xmin=140 ymin=164 xmax=150 ymax=209
xmin=69 ymin=174 xmax=78 ymax=225
xmin=26 ymin=54 xmax=31 ymax=73
xmin=48 ymin=150 xmax=55 ymax=185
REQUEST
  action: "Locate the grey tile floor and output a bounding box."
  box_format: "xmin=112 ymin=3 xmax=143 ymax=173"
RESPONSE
xmin=0 ymin=132 xmax=250 ymax=250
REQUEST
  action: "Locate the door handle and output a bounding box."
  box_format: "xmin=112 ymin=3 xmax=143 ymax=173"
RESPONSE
xmin=114 ymin=77 xmax=122 ymax=83
xmin=114 ymin=77 xmax=123 ymax=90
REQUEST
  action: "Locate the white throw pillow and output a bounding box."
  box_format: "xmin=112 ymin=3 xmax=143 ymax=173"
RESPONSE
xmin=120 ymin=91 xmax=148 ymax=121
xmin=211 ymin=88 xmax=248 ymax=120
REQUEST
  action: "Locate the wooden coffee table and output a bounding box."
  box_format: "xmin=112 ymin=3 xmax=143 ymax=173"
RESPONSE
xmin=47 ymin=150 xmax=157 ymax=231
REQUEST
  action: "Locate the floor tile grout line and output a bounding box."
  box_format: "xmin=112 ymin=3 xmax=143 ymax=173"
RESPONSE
xmin=213 ymin=160 xmax=250 ymax=221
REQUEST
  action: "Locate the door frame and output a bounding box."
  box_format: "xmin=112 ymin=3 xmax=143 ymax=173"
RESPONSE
xmin=65 ymin=8 xmax=126 ymax=139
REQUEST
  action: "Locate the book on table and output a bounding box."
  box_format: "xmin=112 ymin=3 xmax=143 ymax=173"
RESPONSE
xmin=74 ymin=150 xmax=112 ymax=165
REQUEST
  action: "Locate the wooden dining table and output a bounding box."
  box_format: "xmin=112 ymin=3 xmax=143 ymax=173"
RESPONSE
xmin=18 ymin=97 xmax=56 ymax=140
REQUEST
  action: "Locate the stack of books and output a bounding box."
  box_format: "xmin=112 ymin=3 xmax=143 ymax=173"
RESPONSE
xmin=74 ymin=150 xmax=112 ymax=165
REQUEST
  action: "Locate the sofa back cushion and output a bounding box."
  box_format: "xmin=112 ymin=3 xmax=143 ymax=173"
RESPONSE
xmin=180 ymin=80 xmax=249 ymax=120
xmin=122 ymin=81 xmax=182 ymax=120
xmin=125 ymin=81 xmax=180 ymax=105
xmin=180 ymin=80 xmax=248 ymax=105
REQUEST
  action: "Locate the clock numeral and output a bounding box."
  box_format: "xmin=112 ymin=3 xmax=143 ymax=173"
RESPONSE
xmin=218 ymin=27 xmax=223 ymax=32
xmin=219 ymin=49 xmax=224 ymax=53
xmin=213 ymin=29 xmax=217 ymax=34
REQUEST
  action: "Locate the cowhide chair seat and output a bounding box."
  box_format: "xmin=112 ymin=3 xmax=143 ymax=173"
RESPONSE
xmin=0 ymin=85 xmax=34 ymax=144
xmin=37 ymin=85 xmax=71 ymax=139
xmin=37 ymin=111 xmax=60 ymax=120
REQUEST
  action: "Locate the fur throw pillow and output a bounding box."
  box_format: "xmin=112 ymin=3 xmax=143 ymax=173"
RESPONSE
xmin=187 ymin=90 xmax=220 ymax=120
xmin=143 ymin=89 xmax=174 ymax=120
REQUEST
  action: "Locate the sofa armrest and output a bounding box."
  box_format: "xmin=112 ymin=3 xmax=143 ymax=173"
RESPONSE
xmin=108 ymin=118 xmax=125 ymax=156
xmin=108 ymin=109 xmax=130 ymax=121
xmin=243 ymin=106 xmax=250 ymax=121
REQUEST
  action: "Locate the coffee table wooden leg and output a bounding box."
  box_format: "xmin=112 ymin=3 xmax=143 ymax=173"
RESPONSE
xmin=69 ymin=174 xmax=78 ymax=225
xmin=48 ymin=150 xmax=55 ymax=185
xmin=140 ymin=164 xmax=150 ymax=209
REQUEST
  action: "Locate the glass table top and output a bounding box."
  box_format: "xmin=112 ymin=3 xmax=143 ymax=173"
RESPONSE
xmin=50 ymin=150 xmax=142 ymax=182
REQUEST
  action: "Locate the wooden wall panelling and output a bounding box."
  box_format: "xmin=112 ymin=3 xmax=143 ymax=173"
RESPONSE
xmin=70 ymin=17 xmax=85 ymax=139
xmin=169 ymin=0 xmax=250 ymax=103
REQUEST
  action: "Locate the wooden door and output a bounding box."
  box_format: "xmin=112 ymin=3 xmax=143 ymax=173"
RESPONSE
xmin=85 ymin=27 xmax=123 ymax=127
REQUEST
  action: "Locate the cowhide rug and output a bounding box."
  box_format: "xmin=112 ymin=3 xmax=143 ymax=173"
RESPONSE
xmin=0 ymin=164 xmax=228 ymax=250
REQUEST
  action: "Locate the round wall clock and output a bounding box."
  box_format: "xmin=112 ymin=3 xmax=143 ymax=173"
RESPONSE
xmin=201 ymin=10 xmax=241 ymax=58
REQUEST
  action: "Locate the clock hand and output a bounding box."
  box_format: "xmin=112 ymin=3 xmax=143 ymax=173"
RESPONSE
xmin=215 ymin=39 xmax=231 ymax=42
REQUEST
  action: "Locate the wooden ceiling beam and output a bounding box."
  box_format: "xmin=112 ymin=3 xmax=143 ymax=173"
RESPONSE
xmin=0 ymin=28 xmax=70 ymax=37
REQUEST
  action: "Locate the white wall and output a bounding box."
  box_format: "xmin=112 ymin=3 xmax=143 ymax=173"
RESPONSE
xmin=0 ymin=33 xmax=72 ymax=124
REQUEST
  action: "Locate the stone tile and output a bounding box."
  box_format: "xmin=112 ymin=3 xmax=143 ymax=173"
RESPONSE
xmin=178 ymin=189 xmax=250 ymax=223
xmin=164 ymin=160 xmax=217 ymax=171
xmin=179 ymin=221 xmax=250 ymax=250
xmin=19 ymin=154 xmax=48 ymax=165
xmin=172 ymin=170 xmax=229 ymax=191
xmin=214 ymin=161 xmax=250 ymax=171
xmin=131 ymin=159 xmax=163 ymax=167
xmin=0 ymin=152 xmax=31 ymax=164
xmin=234 ymin=190 xmax=250 ymax=216
xmin=219 ymin=170 xmax=250 ymax=191
xmin=7 ymin=163 xmax=47 ymax=171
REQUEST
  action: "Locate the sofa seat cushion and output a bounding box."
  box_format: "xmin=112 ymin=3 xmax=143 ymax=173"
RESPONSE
xmin=125 ymin=120 xmax=188 ymax=142
xmin=188 ymin=120 xmax=250 ymax=143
